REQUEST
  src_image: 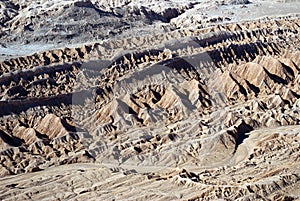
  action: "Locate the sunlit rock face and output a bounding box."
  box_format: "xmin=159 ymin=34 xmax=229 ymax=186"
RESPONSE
xmin=0 ymin=0 xmax=300 ymax=200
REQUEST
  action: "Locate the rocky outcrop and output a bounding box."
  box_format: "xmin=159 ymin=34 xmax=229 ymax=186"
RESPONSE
xmin=0 ymin=4 xmax=299 ymax=200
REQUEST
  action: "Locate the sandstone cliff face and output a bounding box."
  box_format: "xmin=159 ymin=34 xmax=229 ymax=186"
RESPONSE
xmin=0 ymin=1 xmax=300 ymax=200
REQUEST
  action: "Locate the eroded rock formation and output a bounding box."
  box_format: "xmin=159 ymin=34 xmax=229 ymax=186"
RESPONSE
xmin=0 ymin=1 xmax=299 ymax=200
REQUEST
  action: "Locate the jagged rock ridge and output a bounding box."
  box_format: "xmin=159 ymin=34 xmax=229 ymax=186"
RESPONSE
xmin=0 ymin=2 xmax=299 ymax=200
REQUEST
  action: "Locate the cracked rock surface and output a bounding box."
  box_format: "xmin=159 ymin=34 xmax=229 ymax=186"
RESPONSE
xmin=0 ymin=0 xmax=300 ymax=200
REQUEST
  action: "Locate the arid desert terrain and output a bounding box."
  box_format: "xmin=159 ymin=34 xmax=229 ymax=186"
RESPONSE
xmin=0 ymin=0 xmax=300 ymax=200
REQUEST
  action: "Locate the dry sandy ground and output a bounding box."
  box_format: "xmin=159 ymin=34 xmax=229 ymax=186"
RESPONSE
xmin=1 ymin=126 xmax=300 ymax=200
xmin=0 ymin=0 xmax=300 ymax=200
